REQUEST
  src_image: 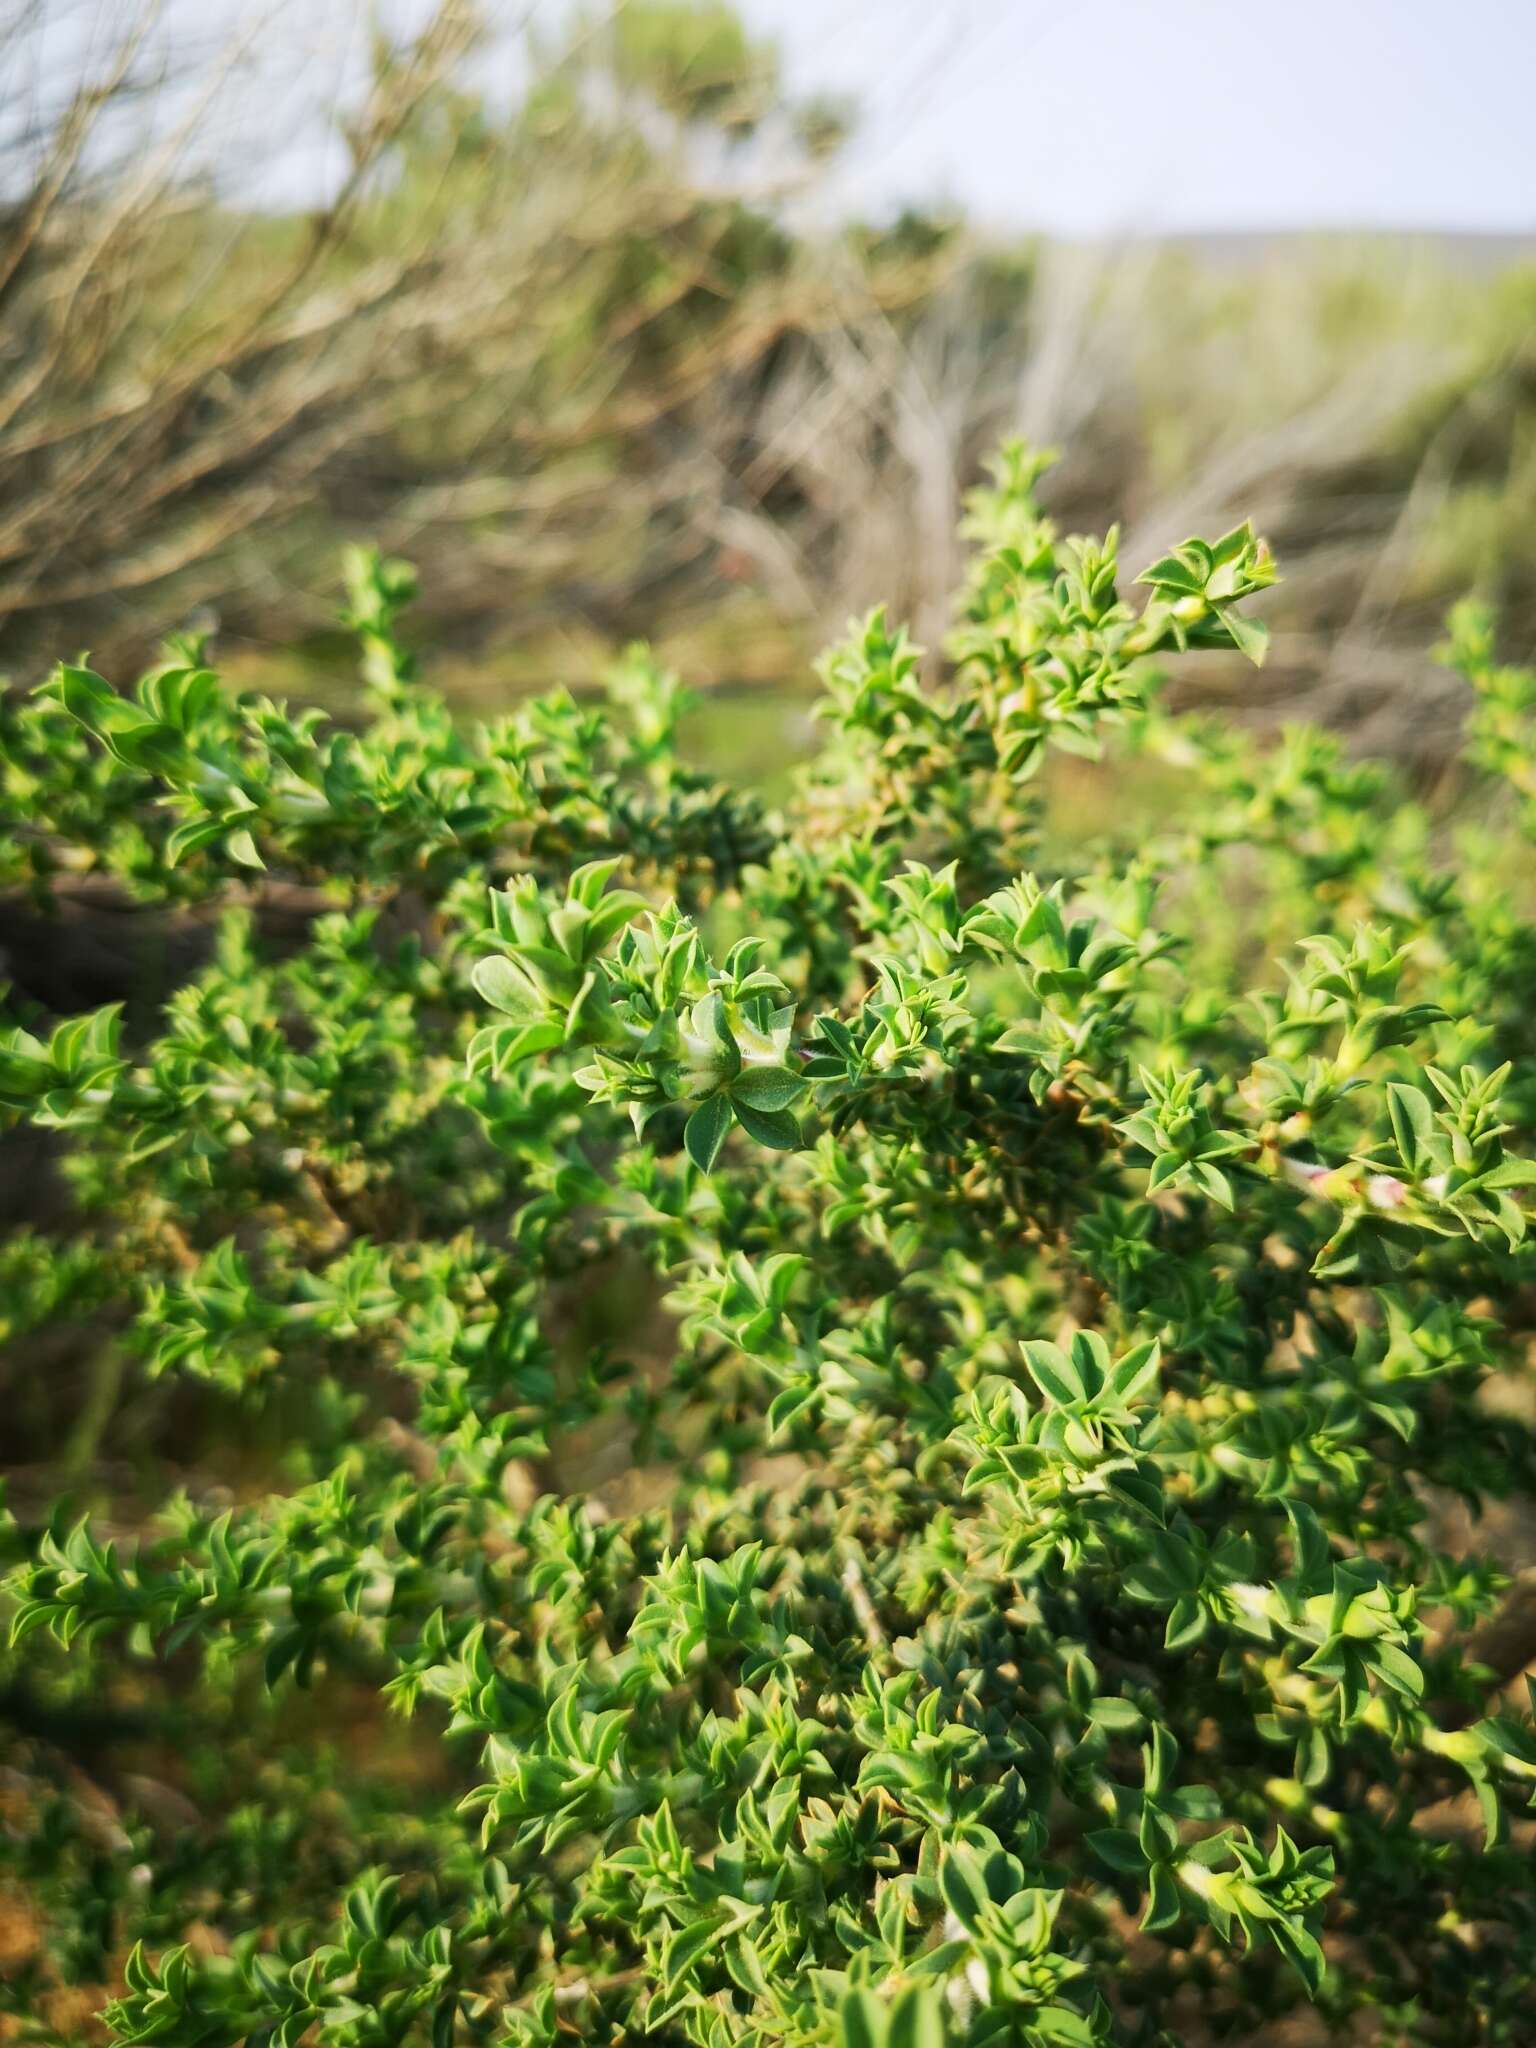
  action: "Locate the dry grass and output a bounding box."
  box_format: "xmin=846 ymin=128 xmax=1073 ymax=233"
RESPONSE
xmin=1 ymin=2 xmax=1532 ymax=766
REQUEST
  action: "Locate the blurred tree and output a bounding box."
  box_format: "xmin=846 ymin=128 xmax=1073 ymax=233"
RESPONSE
xmin=0 ymin=0 xmax=944 ymax=681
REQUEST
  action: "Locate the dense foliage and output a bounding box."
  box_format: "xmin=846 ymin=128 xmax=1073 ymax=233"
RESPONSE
xmin=3 ymin=450 xmax=1536 ymax=2045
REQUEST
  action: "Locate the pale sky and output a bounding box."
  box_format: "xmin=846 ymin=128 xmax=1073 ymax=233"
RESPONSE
xmin=21 ymin=0 xmax=1536 ymax=237
xmin=752 ymin=0 xmax=1536 ymax=237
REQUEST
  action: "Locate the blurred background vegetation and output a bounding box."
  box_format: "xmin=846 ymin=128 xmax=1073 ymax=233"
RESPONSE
xmin=1 ymin=0 xmax=1533 ymax=784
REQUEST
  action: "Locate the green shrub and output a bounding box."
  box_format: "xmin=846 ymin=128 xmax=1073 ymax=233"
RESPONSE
xmin=3 ymin=449 xmax=1536 ymax=2046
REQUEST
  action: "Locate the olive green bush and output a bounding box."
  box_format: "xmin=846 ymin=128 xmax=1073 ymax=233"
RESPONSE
xmin=3 ymin=447 xmax=1536 ymax=2045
